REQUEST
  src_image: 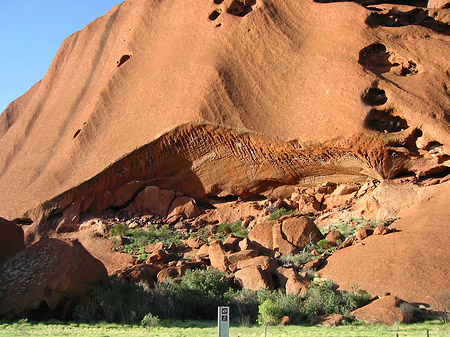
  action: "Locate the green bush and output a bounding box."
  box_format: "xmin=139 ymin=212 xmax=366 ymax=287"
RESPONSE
xmin=304 ymin=280 xmax=371 ymax=319
xmin=341 ymin=285 xmax=372 ymax=315
xmin=148 ymin=269 xmax=231 ymax=320
xmin=257 ymin=289 xmax=306 ymax=324
xmin=228 ymin=288 xmax=259 ymax=325
xmin=73 ymin=277 xmax=149 ymax=324
xmin=268 ymin=208 xmax=297 ymax=221
xmin=110 ymin=224 xmax=181 ymax=261
xmin=258 ymin=299 xmax=282 ymax=336
xmin=304 ymin=279 xmax=343 ymax=318
xmin=141 ymin=313 xmax=160 ymax=329
xmin=216 ymin=220 xmax=248 ymax=240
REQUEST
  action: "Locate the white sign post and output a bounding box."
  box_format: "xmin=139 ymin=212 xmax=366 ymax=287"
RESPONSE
xmin=218 ymin=306 xmax=230 ymax=337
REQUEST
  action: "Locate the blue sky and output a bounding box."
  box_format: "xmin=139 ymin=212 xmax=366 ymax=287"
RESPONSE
xmin=0 ymin=1 xmax=123 ymax=113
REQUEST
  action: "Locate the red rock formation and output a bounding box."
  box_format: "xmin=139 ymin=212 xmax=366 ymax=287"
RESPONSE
xmin=351 ymin=296 xmax=410 ymax=325
xmin=1 ymin=0 xmax=449 ymax=227
xmin=0 ymin=218 xmax=25 ymax=266
xmin=0 ymin=0 xmax=449 ymax=311
xmin=0 ymin=238 xmax=106 ymax=319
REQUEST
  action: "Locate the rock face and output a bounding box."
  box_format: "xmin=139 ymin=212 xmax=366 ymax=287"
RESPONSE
xmin=0 ymin=238 xmax=107 ymax=319
xmin=0 ymin=218 xmax=25 ymax=266
xmin=2 ymin=0 xmax=449 ymax=227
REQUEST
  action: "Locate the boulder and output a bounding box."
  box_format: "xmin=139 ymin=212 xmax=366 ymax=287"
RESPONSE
xmin=281 ymin=216 xmax=324 ymax=249
xmin=227 ymin=249 xmax=260 ymax=264
xmin=272 ymin=223 xmax=299 ymax=255
xmin=234 ymin=266 xmax=273 ymax=291
xmin=115 ymin=263 xmax=161 ymax=287
xmin=56 ymin=198 xmax=83 ymax=232
xmin=167 ymin=196 xmax=201 ymax=219
xmin=223 ymin=235 xmax=241 ymax=251
xmin=0 ymin=238 xmax=106 ymax=319
xmin=237 ymin=255 xmax=279 ymax=271
xmin=303 ymin=257 xmax=327 ymax=271
xmin=311 ymin=314 xmax=344 ymax=326
xmin=325 ymin=230 xmax=343 ymax=244
xmin=351 ymin=296 xmax=409 ymax=325
xmin=248 ymin=221 xmax=274 ymax=252
xmin=197 ymin=244 xmax=209 ymax=258
xmin=323 ymin=193 xmax=356 ymax=210
xmin=373 ymin=224 xmax=390 ymax=236
xmin=356 ymin=226 xmax=373 ymax=241
xmin=113 ymin=181 xmax=148 ymax=207
xmin=184 ymin=237 xmax=206 ymax=249
xmin=238 ymin=238 xmax=256 ymax=251
xmin=145 ymin=249 xmax=168 ymax=265
xmin=274 ymin=266 xmax=310 ymax=296
xmin=157 ymin=265 xmax=188 ymax=283
xmin=296 ymin=194 xmax=322 ymax=214
xmin=130 ymin=186 xmax=175 ymax=217
xmin=0 ymin=218 xmax=25 ymax=266
xmin=144 ymin=242 xmax=165 ymax=254
xmin=279 ymin=316 xmax=291 ymax=326
xmin=208 ymin=240 xmax=229 ymax=273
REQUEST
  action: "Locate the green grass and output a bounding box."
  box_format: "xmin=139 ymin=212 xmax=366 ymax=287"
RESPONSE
xmin=0 ymin=320 xmax=448 ymax=337
xmin=268 ymin=208 xmax=297 ymax=221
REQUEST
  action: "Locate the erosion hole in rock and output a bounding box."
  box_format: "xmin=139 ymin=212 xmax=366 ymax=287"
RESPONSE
xmin=117 ymin=54 xmax=132 ymax=68
xmin=400 ymin=61 xmax=419 ymax=76
xmin=73 ymin=129 xmax=81 ymax=139
xmin=27 ymin=300 xmax=52 ymax=321
xmin=314 ymin=0 xmax=428 ymax=6
xmin=394 ymin=170 xmax=416 ymax=179
xmin=419 ymin=166 xmax=450 ymax=180
xmin=208 ymin=195 xmax=240 ymax=204
xmin=366 ymin=8 xmax=450 ymax=36
xmin=227 ymin=0 xmax=256 ymax=17
xmin=209 ymin=10 xmax=221 ymax=21
xmin=425 ymin=141 xmax=443 ymax=151
xmin=359 ymin=43 xmax=393 ymax=73
xmin=365 ymin=108 xmax=409 ymax=133
xmin=362 ymin=88 xmax=388 ymax=106
xmin=214 ymin=0 xmax=224 ymax=3
xmin=438 ymin=155 xmax=450 ymax=164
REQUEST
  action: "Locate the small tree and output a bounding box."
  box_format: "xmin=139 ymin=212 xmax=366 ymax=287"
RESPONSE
xmin=258 ymin=299 xmax=281 ymax=337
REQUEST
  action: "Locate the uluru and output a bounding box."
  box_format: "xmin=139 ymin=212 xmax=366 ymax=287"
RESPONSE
xmin=1 ymin=0 xmax=449 ymax=323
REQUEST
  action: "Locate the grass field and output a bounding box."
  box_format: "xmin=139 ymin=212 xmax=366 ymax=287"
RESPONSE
xmin=0 ymin=320 xmax=449 ymax=337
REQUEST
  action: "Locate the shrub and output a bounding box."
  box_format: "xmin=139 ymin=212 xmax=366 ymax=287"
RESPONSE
xmin=228 ymin=288 xmax=259 ymax=324
xmin=304 ymin=280 xmax=372 ymax=319
xmin=400 ymin=302 xmax=416 ymax=323
xmin=110 ymin=224 xmax=181 ymax=261
xmin=148 ymin=268 xmax=230 ymax=320
xmin=304 ymin=280 xmax=343 ymax=318
xmin=257 ymin=289 xmax=306 ymax=324
xmin=73 ymin=277 xmax=149 ymax=324
xmin=281 ymin=252 xmax=315 ymax=267
xmin=216 ymin=220 xmax=248 ymax=240
xmin=268 ymin=208 xmax=296 ymax=221
xmin=340 ymin=285 xmax=371 ymax=316
xmin=433 ymin=291 xmax=450 ymax=323
xmin=258 ymin=299 xmax=282 ymax=337
xmin=141 ymin=313 xmax=160 ymax=329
